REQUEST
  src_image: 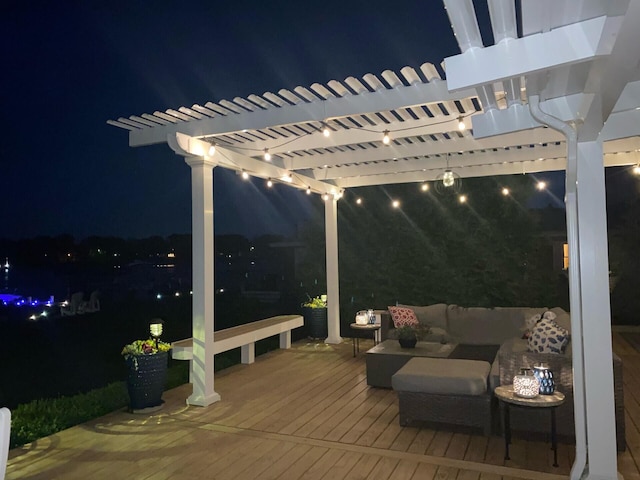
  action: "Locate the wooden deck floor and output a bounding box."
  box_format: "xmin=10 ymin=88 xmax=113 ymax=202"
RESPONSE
xmin=6 ymin=332 xmax=640 ymax=480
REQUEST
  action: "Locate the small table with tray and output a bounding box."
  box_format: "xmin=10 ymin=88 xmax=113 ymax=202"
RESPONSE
xmin=494 ymin=384 xmax=566 ymax=467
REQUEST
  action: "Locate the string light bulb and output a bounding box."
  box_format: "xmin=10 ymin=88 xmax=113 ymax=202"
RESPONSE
xmin=421 ymin=183 xmax=429 ymax=192
xmin=356 ymin=197 xmax=362 ymax=205
xmin=266 ymin=178 xmax=273 ymax=188
xmin=306 ymin=186 xmax=312 ymax=195
xmin=502 ymin=187 xmax=510 ymax=196
xmin=458 ymin=116 xmax=466 ymax=131
xmin=241 ymin=170 xmax=249 ymax=180
xmin=322 ymin=193 xmax=329 ymax=201
xmin=322 ymin=123 xmax=330 ymax=137
xmin=382 ymin=130 xmax=391 ymax=145
xmin=264 ymin=148 xmax=272 ymax=161
xmin=208 ymin=143 xmax=216 ymax=156
xmin=633 ymin=164 xmax=640 ymax=175
xmin=537 ymin=181 xmax=547 ymax=191
xmin=442 ymin=170 xmax=455 ymax=188
xmin=392 ymin=200 xmax=400 ymax=208
xmin=459 ymin=194 xmax=467 ymax=203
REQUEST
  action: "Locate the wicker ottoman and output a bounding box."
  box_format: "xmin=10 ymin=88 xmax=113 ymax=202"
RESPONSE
xmin=392 ymin=357 xmax=492 ymax=435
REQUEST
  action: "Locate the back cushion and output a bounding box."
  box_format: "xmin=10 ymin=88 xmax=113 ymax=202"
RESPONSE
xmin=398 ymin=303 xmax=448 ymax=330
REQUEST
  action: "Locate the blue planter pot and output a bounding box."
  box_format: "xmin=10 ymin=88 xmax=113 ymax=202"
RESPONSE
xmin=126 ymin=351 xmax=168 ymax=411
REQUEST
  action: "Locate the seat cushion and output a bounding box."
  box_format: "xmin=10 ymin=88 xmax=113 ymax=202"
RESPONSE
xmin=392 ymin=357 xmax=490 ymax=396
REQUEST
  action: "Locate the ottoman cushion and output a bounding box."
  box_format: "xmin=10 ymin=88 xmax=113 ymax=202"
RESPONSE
xmin=392 ymin=357 xmax=490 ymax=396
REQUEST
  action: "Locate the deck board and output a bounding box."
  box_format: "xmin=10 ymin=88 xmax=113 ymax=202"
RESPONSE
xmin=6 ymin=333 xmax=640 ymax=480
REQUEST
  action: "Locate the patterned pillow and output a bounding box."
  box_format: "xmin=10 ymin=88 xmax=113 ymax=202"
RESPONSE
xmin=387 ymin=306 xmax=419 ymax=328
xmin=527 ymin=318 xmax=569 ymax=354
xmin=521 ymin=313 xmax=542 ymax=339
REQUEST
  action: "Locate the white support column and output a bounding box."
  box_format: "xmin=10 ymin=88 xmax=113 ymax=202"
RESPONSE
xmin=324 ymin=196 xmax=343 ymax=344
xmin=575 ymin=139 xmax=619 ymax=479
xmin=185 ymin=157 xmax=220 ymax=406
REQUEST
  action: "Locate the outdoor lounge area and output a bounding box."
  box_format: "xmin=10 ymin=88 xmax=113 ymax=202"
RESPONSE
xmin=5 ymin=330 xmax=640 ymax=480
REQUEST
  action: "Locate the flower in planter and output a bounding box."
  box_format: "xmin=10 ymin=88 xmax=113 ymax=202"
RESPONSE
xmin=122 ymin=339 xmax=171 ymax=370
xmin=395 ymin=324 xmax=432 ymax=340
xmin=302 ymin=294 xmax=327 ymax=308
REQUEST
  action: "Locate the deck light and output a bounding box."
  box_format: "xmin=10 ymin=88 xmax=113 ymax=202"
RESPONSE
xmin=150 ymin=318 xmax=164 ymax=347
xmin=264 ymin=148 xmax=271 ymax=161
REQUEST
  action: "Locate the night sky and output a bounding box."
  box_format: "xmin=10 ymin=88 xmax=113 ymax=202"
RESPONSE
xmin=3 ymin=1 xmax=572 ymax=241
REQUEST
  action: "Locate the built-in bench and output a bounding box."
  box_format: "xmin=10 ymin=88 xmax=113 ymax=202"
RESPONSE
xmin=171 ymin=315 xmax=304 ymax=368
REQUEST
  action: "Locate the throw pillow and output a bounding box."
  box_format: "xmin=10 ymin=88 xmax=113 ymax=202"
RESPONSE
xmin=527 ymin=318 xmax=569 ymax=354
xmin=521 ymin=313 xmax=542 ymax=339
xmin=387 ymin=306 xmax=419 ymax=328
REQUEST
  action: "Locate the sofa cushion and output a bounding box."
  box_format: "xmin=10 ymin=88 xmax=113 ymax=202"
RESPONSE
xmin=391 ymin=357 xmax=490 ymax=395
xmin=527 ymin=319 xmax=569 ymax=354
xmin=387 ymin=306 xmax=419 ymax=328
xmin=398 ymin=303 xmax=448 ymax=330
xmin=549 ymin=307 xmax=571 ymax=333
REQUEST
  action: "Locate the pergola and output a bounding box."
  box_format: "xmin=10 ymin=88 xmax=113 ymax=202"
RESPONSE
xmin=109 ymin=1 xmax=640 ymax=478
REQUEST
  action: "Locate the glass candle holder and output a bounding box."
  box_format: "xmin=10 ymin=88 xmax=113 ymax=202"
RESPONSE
xmin=513 ymin=368 xmax=540 ymax=398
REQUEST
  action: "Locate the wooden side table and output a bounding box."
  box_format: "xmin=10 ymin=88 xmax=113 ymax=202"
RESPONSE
xmin=494 ymin=385 xmax=566 ymax=467
xmin=349 ymin=323 xmax=381 ymax=357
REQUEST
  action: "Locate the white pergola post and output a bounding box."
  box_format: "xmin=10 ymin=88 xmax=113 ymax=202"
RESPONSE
xmin=573 ymin=139 xmax=618 ymax=479
xmin=324 ymin=196 xmax=343 ymax=344
xmin=185 ymin=157 xmax=220 ymax=406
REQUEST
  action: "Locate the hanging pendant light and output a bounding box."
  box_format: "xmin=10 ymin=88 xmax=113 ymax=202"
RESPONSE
xmin=435 ymin=153 xmax=462 ymax=194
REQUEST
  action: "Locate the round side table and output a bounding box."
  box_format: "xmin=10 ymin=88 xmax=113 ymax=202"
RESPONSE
xmin=349 ymin=323 xmax=381 ymax=357
xmin=494 ymin=385 xmax=565 ymax=467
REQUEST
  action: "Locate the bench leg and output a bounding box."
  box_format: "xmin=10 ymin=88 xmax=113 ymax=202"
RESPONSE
xmin=279 ymin=330 xmax=291 ymax=349
xmin=241 ymin=343 xmax=255 ymax=364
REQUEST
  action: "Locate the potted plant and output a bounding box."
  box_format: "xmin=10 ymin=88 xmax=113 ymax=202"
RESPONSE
xmin=121 ymin=339 xmax=171 ymax=412
xmin=396 ymin=324 xmax=431 ymax=348
xmin=301 ymin=294 xmax=327 ymax=338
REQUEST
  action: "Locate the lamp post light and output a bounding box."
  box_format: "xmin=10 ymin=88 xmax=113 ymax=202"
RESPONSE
xmin=150 ymin=318 xmax=164 ymax=347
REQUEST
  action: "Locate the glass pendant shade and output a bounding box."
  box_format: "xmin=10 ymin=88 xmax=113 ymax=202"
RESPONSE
xmin=442 ymin=170 xmax=455 ymax=187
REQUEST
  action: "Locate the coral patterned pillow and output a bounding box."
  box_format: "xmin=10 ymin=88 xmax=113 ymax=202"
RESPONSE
xmin=388 ymin=306 xmax=419 ymax=328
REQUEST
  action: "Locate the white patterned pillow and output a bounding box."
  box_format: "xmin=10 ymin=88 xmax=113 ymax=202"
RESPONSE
xmin=527 ymin=318 xmax=569 ymax=354
xmin=388 ymin=306 xmax=419 ymax=328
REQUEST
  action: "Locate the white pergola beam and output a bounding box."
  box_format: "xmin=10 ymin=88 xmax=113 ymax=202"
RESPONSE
xmin=445 ymin=16 xmax=615 ymax=92
xmin=332 ymin=150 xmax=639 ymax=188
xmin=129 ymin=80 xmax=477 ymax=147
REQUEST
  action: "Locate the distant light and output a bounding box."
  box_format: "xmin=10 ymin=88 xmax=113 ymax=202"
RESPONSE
xmin=40 ymin=311 xmax=47 ymax=317
xmin=356 ymin=197 xmax=362 ymax=205
xmin=459 ymin=194 xmax=467 ymax=203
xmin=537 ymin=181 xmax=547 ymax=191
xmin=421 ymin=183 xmax=429 ymax=192
xmin=502 ymin=187 xmax=510 ymax=196
xmin=156 ymin=293 xmax=162 ymax=300
xmin=29 ymin=314 xmax=37 ymax=321
xmin=392 ymin=200 xmax=400 ymax=208
xmin=174 ymin=292 xmax=180 ymax=297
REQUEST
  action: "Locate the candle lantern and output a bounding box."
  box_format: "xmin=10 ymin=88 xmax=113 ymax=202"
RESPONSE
xmin=513 ymin=368 xmax=540 ymax=398
xmin=533 ymin=363 xmax=555 ymax=395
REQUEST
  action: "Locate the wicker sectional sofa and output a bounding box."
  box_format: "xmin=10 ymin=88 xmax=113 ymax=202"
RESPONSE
xmin=379 ymin=303 xmax=625 ymax=450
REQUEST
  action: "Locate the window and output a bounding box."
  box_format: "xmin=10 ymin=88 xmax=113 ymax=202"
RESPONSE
xmin=563 ymin=243 xmax=569 ymax=270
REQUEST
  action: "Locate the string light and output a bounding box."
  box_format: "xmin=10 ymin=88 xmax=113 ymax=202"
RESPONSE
xmin=537 ymin=181 xmax=547 ymax=191
xmin=633 ymin=164 xmax=640 ymax=175
xmin=306 ymin=186 xmax=312 ymax=195
xmin=241 ymin=170 xmax=249 ymax=180
xmin=458 ymin=116 xmax=466 ymax=131
xmin=442 ymin=170 xmax=455 ymax=187
xmin=392 ymin=199 xmax=400 ymax=208
xmin=356 ymin=197 xmax=362 ymax=205
xmin=459 ymin=194 xmax=467 ymax=203
xmin=322 ymin=193 xmax=329 ymax=201
xmin=208 ymin=143 xmax=216 ymax=156
xmin=502 ymin=187 xmax=510 ymax=196
xmin=322 ymin=123 xmax=331 ymax=137
xmin=281 ymin=173 xmax=293 ymax=183
xmin=266 ymin=178 xmax=273 ymax=188
xmin=382 ymin=130 xmax=391 ymax=145
xmin=264 ymin=148 xmax=272 ymax=161
xmin=421 ymin=183 xmax=429 ymax=192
